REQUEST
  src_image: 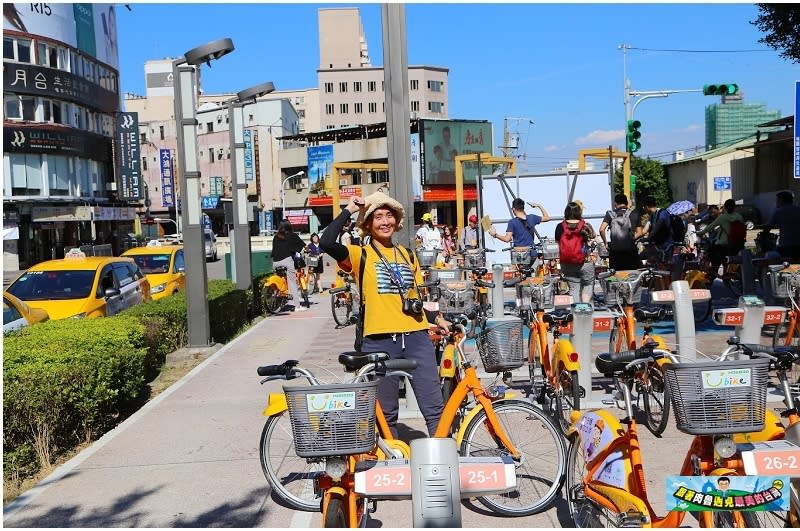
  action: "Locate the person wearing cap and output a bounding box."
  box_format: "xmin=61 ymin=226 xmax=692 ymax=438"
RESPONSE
xmin=459 ymin=214 xmax=480 ymax=251
xmin=488 ymin=198 xmax=551 ymax=252
xmin=320 ymin=192 xmax=447 ymax=437
xmin=415 ymin=212 xmax=442 ymax=251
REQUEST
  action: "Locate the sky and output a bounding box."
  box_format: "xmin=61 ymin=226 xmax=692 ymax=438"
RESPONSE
xmin=117 ymin=2 xmax=799 ymax=172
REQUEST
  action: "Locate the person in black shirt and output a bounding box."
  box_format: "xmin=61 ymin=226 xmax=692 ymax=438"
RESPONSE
xmin=271 ymin=220 xmax=308 ymax=312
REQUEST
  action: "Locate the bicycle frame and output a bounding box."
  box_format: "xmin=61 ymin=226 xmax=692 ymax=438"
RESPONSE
xmin=530 ymin=306 xmax=580 ymax=387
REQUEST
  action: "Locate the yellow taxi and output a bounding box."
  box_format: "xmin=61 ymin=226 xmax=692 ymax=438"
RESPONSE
xmin=5 ymin=249 xmax=151 ymax=319
xmin=3 ymin=291 xmax=50 ymax=333
xmin=122 ymin=242 xmax=185 ymax=301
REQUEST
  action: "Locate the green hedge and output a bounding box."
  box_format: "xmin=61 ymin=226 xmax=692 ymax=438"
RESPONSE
xmin=3 ymin=278 xmax=257 ymax=491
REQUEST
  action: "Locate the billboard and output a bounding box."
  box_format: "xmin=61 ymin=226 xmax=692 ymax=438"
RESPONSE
xmin=794 ymin=80 xmax=799 ymax=179
xmin=243 ymin=129 xmax=254 ymax=182
xmin=419 ymin=120 xmax=493 ymax=185
xmin=308 ymin=145 xmax=334 ymax=205
xmin=116 ymin=112 xmax=141 ymax=200
xmin=159 ymin=149 xmax=175 ymax=207
xmin=3 ymin=3 xmax=119 ymax=70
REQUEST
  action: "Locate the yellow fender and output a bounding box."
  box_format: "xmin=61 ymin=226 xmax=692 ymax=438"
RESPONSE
xmin=649 ymin=334 xmax=669 ymax=351
xmin=378 ymin=439 xmax=411 ymax=459
xmin=553 ymin=336 xmax=580 ymax=373
xmin=733 ymin=409 xmax=785 ymax=443
xmin=439 ymin=344 xmax=456 ymax=379
xmin=263 ymin=393 xmax=288 ymax=417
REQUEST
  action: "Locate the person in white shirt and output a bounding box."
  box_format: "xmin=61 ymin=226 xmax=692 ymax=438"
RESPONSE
xmin=415 ymin=213 xmax=442 ymax=250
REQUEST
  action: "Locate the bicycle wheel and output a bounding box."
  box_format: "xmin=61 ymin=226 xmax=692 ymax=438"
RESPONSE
xmin=641 ymin=363 xmax=671 ymax=436
xmin=459 ymin=399 xmax=566 ymax=516
xmin=331 ymin=292 xmax=351 ymax=327
xmin=565 ymin=435 xmax=618 ymax=527
xmin=260 ymin=411 xmax=323 ymax=512
xmin=608 ymin=323 xmax=627 ymax=354
xmin=262 ymin=285 xmax=283 ymax=315
xmin=772 ymin=321 xmax=800 ymax=387
xmin=554 ymin=369 xmax=581 ymax=436
xmin=529 ymin=336 xmax=545 ymax=404
xmin=301 ymin=287 xmax=310 ymax=308
xmin=712 ymin=510 xmax=765 ymax=528
xmin=307 ymin=272 xmax=318 ymax=295
xmin=322 ymin=496 xmax=346 ymax=528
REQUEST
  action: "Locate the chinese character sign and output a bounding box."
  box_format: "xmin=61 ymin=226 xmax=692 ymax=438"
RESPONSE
xmin=243 ymin=129 xmax=254 ymax=182
xmin=419 ymin=120 xmax=493 ymax=185
xmin=160 ymin=149 xmax=175 ymax=207
xmin=665 ymin=475 xmax=789 ymax=512
xmin=794 ymin=81 xmax=799 ymax=179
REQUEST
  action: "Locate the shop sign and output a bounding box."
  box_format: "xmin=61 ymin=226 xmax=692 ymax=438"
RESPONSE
xmin=243 ymin=129 xmax=254 ymax=182
xmin=92 ymin=206 xmax=136 ymax=220
xmin=3 ymin=62 xmax=118 ymax=113
xmin=32 ymin=205 xmax=93 ymax=222
xmin=116 ymin=112 xmax=141 ymax=201
xmin=4 ymin=125 xmax=110 ymax=161
xmin=159 ymin=149 xmax=175 ymax=207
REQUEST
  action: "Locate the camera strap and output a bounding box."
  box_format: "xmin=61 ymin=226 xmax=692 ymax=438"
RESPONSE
xmin=370 ymin=240 xmax=420 ymax=296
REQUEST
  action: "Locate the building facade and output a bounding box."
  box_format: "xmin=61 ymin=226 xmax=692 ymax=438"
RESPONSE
xmin=705 ymin=92 xmax=781 ymax=150
xmin=3 ymin=3 xmax=131 ymax=269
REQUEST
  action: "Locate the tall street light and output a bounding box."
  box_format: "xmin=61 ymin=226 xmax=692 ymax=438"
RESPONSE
xmin=280 ymin=170 xmax=304 ymax=221
xmin=173 ymin=38 xmax=235 ymax=347
xmin=228 ymin=81 xmax=275 ymax=289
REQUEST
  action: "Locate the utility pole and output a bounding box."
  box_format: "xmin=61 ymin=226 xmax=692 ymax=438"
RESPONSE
xmin=498 ymin=116 xmax=534 ymax=172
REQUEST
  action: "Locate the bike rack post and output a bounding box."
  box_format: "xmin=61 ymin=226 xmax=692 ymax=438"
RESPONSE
xmin=739 ymin=249 xmax=756 ymax=296
xmin=570 ymin=302 xmax=595 ymax=406
xmin=410 ymin=438 xmax=462 ymax=527
xmin=738 ymin=295 xmax=766 ymax=346
xmin=491 ymin=263 xmax=505 ymax=319
xmin=671 ymin=280 xmax=698 ymax=362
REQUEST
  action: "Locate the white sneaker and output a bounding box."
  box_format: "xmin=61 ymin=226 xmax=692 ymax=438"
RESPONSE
xmin=294 ymin=306 xmax=308 ymax=313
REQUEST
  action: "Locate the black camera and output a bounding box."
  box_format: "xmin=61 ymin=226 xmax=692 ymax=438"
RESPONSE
xmin=402 ymin=290 xmax=424 ymax=315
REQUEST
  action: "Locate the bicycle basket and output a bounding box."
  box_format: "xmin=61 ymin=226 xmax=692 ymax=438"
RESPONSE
xmin=438 ymin=280 xmax=476 ymax=315
xmin=602 ymin=272 xmax=644 ymax=306
xmin=477 ymin=321 xmax=526 ymax=373
xmin=307 ymin=255 xmax=321 ymax=268
xmin=415 ymin=249 xmax=438 ymax=269
xmin=463 ymin=249 xmax=485 ymax=269
xmin=510 ymin=247 xmax=532 ymax=266
xmin=519 ymin=277 xmax=555 ymax=309
xmin=769 ymin=265 xmax=800 ymax=299
xmin=663 ymin=358 xmax=769 ymax=436
xmin=283 ymin=381 xmax=378 ymax=457
xmin=540 ymin=238 xmax=560 ymax=261
xmin=429 ymin=268 xmax=462 ymax=284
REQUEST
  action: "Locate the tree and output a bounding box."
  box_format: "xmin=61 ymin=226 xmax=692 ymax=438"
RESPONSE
xmin=751 ymin=4 xmax=800 ymax=64
xmin=614 ymin=156 xmax=672 ymax=207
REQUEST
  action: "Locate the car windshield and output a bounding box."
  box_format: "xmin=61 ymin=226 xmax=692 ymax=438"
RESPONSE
xmin=7 ymin=270 xmax=96 ymax=300
xmin=130 ymin=254 xmax=171 ymax=274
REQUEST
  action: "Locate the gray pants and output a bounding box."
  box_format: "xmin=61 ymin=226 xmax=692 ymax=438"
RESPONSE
xmin=273 ymin=256 xmax=299 ymax=307
xmin=561 ymin=261 xmax=595 ymax=303
xmin=361 ymin=329 xmax=444 ymax=437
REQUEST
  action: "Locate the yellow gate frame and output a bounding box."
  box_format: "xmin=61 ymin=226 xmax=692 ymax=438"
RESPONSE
xmin=578 ymin=148 xmax=632 ymax=205
xmin=454 ymin=153 xmax=516 ymax=233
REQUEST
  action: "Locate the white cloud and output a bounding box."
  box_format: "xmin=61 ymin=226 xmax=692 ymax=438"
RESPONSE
xmin=575 ymin=129 xmax=623 ymax=145
xmin=674 ymin=124 xmax=702 ymax=133
xmin=543 ymin=144 xmax=561 ymax=152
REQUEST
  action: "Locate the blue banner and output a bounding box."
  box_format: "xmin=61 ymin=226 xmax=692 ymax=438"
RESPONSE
xmin=794 ymin=80 xmax=799 ymax=178
xmin=159 ymin=149 xmax=174 ymax=207
xmin=307 ymin=144 xmax=334 ymax=198
xmin=243 ymin=129 xmax=254 ymax=182
xmin=665 ymin=475 xmax=789 ymax=512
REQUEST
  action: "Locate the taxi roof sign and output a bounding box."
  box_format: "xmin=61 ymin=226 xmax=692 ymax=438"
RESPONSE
xmin=65 ymin=248 xmax=86 ymax=259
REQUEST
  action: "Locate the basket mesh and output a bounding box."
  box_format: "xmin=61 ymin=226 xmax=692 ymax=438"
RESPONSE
xmin=477 ymin=321 xmax=526 ymax=373
xmin=307 ymin=255 xmax=321 ymax=268
xmin=510 ymin=247 xmax=532 ymax=266
xmin=540 ymin=239 xmax=560 ymax=260
xmin=602 ymin=273 xmax=644 ymax=306
xmin=438 ymin=281 xmax=476 ymax=315
xmin=284 ymin=381 xmax=377 ymax=457
xmin=416 ymin=249 xmax=438 ymax=268
xmin=663 ymin=358 xmax=769 ymax=435
xmin=463 ymin=249 xmax=485 ymax=269
xmin=769 ymin=267 xmax=800 ymax=299
xmin=519 ymin=278 xmax=555 ymax=309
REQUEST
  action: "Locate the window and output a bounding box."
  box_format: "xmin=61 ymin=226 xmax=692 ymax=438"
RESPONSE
xmin=340 ymin=103 xmax=349 ymax=114
xmin=428 ymin=101 xmax=443 ymax=113
xmin=354 ymin=102 xmax=363 ymax=114
xmin=325 ymin=103 xmax=335 ymax=115
xmin=209 ymin=149 xmax=214 ymax=163
xmin=10 ymin=153 xmax=43 ymax=195
xmin=4 ymin=95 xmax=21 ymax=120
xmin=41 ymin=98 xmax=64 ymax=124
xmin=411 ymin=101 xmax=419 ymax=112
xmin=3 ymin=38 xmax=13 ymax=60
xmin=21 ymin=96 xmax=35 ymax=121
xmin=142 ymin=157 xmax=148 ymax=171
xmin=367 ymin=81 xmax=376 ymax=92
xmin=339 ymin=82 xmax=347 ymax=93
xmin=428 ymin=80 xmax=443 ymax=92
xmin=326 ymin=125 xmax=335 ymax=130
xmin=295 ymin=96 xmax=305 ymax=104
xmin=140 ymin=132 xmax=147 ymax=144
xmin=410 ymin=79 xmax=419 ymax=90
xmin=206 ymin=121 xmax=214 ymax=133
xmin=4 ymin=37 xmax=32 ymax=63
xmin=368 ymin=102 xmax=377 ymax=113
xmin=298 ymin=109 xmax=305 ymax=118
xmin=382 ymin=81 xmax=385 ymax=91
xmin=159 ymin=125 xmax=165 ymax=140
xmin=354 ymin=81 xmax=362 ymax=93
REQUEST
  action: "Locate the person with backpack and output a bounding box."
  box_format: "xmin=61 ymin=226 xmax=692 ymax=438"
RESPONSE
xmin=599 ymin=193 xmax=641 ymax=271
xmin=641 ymin=196 xmax=680 ymax=264
xmin=696 ymin=199 xmax=745 ymax=275
xmin=488 ymin=197 xmax=551 ymax=258
xmin=556 ymin=201 xmax=596 ymax=303
xmin=759 ymin=190 xmax=800 ymax=260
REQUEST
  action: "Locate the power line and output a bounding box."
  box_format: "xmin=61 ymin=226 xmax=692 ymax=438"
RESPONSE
xmin=628 ymin=46 xmax=771 ymax=54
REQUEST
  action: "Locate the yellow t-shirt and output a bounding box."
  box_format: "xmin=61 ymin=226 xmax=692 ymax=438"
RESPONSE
xmin=348 ymin=242 xmax=429 ymax=336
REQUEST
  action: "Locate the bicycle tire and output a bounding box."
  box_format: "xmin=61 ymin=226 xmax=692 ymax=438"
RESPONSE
xmin=771 ymin=322 xmax=800 ymax=387
xmin=301 ymin=288 xmax=310 ymax=309
xmin=307 ymin=272 xmax=318 ymax=295
xmin=322 ymin=495 xmax=347 ymax=528
xmin=642 ymin=363 xmax=671 ymax=436
xmin=331 ymin=292 xmax=351 ymax=327
xmin=259 ymin=411 xmax=323 ymax=512
xmin=459 ymin=399 xmax=566 ymax=516
xmin=529 ymin=336 xmax=545 ymax=404
xmin=565 ymin=435 xmax=618 ymax=527
xmin=262 ymin=285 xmax=283 ymax=315
xmin=608 ymin=323 xmax=627 ymax=354
xmin=554 ymin=369 xmax=580 ymax=436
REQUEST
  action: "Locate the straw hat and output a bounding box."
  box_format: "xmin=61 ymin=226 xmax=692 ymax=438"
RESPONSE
xmin=357 ymin=191 xmax=405 ymax=232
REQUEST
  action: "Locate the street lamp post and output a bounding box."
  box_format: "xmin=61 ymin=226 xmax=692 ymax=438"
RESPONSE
xmin=173 ymin=38 xmax=235 ymax=347
xmin=153 ymin=217 xmax=179 ymax=237
xmin=228 ymin=81 xmax=275 ymax=289
xmin=280 ymin=170 xmax=304 ymax=221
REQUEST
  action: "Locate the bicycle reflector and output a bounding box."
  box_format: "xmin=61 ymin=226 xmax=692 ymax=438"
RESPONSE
xmin=569 ymin=352 xmax=579 ymax=363
xmin=442 ymin=359 xmax=453 ymax=370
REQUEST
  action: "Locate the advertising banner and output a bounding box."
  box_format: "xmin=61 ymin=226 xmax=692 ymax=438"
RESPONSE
xmin=794 ymin=80 xmax=799 ymax=179
xmin=159 ymin=149 xmax=175 ymax=207
xmin=116 ymin=112 xmax=141 ymax=200
xmin=410 ymin=132 xmax=422 ymax=201
xmin=243 ymin=129 xmax=254 ymax=182
xmin=4 ymin=125 xmax=110 ymax=161
xmin=3 ymin=63 xmax=118 ymax=113
xmin=665 ymin=475 xmax=789 ymax=512
xmin=308 ymin=144 xmax=334 ymax=202
xmin=419 ymin=120 xmax=494 ymax=185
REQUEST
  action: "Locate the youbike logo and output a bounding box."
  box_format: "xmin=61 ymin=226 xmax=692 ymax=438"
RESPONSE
xmin=306 ymin=391 xmax=356 ymax=412
xmin=702 ymin=368 xmax=751 ymax=389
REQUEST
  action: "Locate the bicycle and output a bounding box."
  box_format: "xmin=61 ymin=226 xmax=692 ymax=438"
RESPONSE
xmin=329 ymin=270 xmax=358 ymax=327
xmin=599 ymin=268 xmax=673 ymax=435
xmin=566 ymin=344 xmax=772 ymax=528
xmin=453 ymin=248 xmax=495 ymax=337
xmin=261 ymin=261 xmax=310 ymax=314
xmin=257 ymin=355 xmax=416 ymax=524
xmin=306 ymin=253 xmax=322 ymax=294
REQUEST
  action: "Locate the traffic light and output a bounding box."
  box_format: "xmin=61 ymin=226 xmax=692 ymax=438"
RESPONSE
xmin=626 ymin=119 xmax=641 ymax=153
xmin=703 ymin=83 xmax=739 ymax=96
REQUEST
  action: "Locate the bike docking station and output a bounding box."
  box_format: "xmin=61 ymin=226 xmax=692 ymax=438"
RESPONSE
xmin=353 ymin=437 xmax=516 ymax=527
xmin=713 ymin=295 xmax=787 ymax=353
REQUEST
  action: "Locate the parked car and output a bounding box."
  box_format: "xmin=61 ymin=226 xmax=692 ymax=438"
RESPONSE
xmin=122 ymin=243 xmax=185 ymax=301
xmin=3 ymin=291 xmax=49 ymax=333
xmin=5 ymin=250 xmax=151 ymax=319
xmin=204 ymin=229 xmax=218 ymax=262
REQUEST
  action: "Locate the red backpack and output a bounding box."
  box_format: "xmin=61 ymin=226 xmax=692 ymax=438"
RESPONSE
xmin=559 ymin=220 xmax=587 ymax=265
xmin=727 ymin=219 xmax=747 ymax=251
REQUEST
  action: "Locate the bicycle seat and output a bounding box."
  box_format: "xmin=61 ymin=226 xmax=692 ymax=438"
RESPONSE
xmin=634 ymin=305 xmax=665 ymax=324
xmin=543 ymin=308 xmax=573 ymax=326
xmin=472 ymin=267 xmax=488 ymax=277
xmin=595 ymin=349 xmax=654 ymax=376
xmin=338 ymin=351 xmax=390 ymax=371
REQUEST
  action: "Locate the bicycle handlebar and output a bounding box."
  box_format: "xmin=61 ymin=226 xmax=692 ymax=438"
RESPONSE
xmin=257 ymin=359 xmax=299 ymax=377
xmin=475 ymin=279 xmax=495 ymax=288
xmin=503 ymin=277 xmax=522 ymax=287
xmin=328 ymin=286 xmax=348 ymax=294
